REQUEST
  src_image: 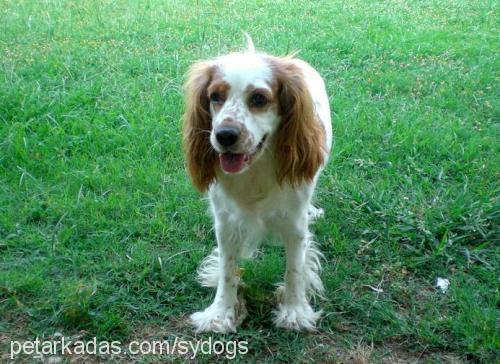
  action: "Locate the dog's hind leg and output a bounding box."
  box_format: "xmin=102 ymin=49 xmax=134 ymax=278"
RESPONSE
xmin=196 ymin=248 xmax=220 ymax=288
xmin=308 ymin=204 xmax=324 ymax=222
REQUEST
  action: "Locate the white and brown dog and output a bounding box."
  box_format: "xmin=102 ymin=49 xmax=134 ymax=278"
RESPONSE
xmin=182 ymin=36 xmax=332 ymax=333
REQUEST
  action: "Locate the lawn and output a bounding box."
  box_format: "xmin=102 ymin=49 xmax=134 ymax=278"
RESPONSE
xmin=0 ymin=0 xmax=498 ymax=362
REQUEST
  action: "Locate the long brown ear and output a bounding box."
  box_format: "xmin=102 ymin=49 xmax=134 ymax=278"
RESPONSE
xmin=272 ymin=58 xmax=326 ymax=186
xmin=182 ymin=61 xmax=217 ymax=192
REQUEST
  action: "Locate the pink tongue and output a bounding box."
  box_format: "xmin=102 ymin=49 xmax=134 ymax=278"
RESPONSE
xmin=220 ymin=153 xmax=246 ymax=173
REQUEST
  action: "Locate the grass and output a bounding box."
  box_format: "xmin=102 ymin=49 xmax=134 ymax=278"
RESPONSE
xmin=0 ymin=0 xmax=498 ymax=362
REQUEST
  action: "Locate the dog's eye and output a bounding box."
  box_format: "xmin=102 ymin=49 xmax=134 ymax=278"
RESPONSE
xmin=210 ymin=92 xmax=223 ymax=104
xmin=249 ymin=93 xmax=268 ymax=107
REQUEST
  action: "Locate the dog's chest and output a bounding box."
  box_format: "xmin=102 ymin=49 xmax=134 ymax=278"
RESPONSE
xmin=216 ymin=152 xmax=285 ymax=210
xmin=219 ymin=168 xmax=277 ymax=208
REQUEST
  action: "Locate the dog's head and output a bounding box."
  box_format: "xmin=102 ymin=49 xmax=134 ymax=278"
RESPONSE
xmin=182 ymin=38 xmax=325 ymax=192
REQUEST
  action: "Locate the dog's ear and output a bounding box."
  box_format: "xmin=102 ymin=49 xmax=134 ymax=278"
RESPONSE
xmin=272 ymin=57 xmax=326 ymax=186
xmin=182 ymin=61 xmax=218 ymax=192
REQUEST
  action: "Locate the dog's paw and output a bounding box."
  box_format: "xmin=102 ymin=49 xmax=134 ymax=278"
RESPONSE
xmin=273 ymin=286 xmax=320 ymax=331
xmin=190 ymin=299 xmax=247 ymax=333
xmin=273 ymin=302 xmax=321 ymax=331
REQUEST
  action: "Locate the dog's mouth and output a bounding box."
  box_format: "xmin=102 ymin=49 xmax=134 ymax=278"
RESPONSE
xmin=219 ymin=135 xmax=267 ymax=174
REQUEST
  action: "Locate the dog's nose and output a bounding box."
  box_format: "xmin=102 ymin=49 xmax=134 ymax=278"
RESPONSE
xmin=215 ymin=127 xmax=240 ymax=147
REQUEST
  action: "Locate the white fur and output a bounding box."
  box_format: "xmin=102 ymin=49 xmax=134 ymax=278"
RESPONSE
xmin=208 ymin=52 xmax=277 ymax=163
xmin=190 ymin=46 xmax=332 ymax=333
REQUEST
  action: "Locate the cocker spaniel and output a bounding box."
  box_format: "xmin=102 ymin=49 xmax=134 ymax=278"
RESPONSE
xmin=182 ymin=36 xmax=332 ymax=333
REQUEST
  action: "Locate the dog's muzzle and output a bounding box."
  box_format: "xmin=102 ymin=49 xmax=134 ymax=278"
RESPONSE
xmin=218 ymin=134 xmax=267 ymax=173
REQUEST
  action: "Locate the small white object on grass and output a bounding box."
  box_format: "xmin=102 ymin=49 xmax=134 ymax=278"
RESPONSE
xmin=436 ymin=277 xmax=450 ymax=293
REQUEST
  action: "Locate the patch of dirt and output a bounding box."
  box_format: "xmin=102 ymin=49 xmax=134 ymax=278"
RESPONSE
xmin=380 ymin=343 xmax=465 ymax=364
xmin=1 ymin=318 xmax=469 ymax=363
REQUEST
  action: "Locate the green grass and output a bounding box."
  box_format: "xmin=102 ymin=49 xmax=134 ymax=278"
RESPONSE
xmin=0 ymin=0 xmax=498 ymax=362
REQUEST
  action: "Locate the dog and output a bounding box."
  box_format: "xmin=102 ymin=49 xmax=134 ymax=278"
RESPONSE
xmin=182 ymin=36 xmax=332 ymax=333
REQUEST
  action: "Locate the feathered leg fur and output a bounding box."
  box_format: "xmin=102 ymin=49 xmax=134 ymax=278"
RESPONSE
xmin=273 ymin=214 xmax=324 ymax=330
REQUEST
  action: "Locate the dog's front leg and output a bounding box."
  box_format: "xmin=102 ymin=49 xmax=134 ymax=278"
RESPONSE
xmin=274 ymin=215 xmax=322 ymax=331
xmin=190 ymin=221 xmax=247 ymax=333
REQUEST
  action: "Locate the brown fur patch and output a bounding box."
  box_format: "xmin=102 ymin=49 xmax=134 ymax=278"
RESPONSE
xmin=207 ymin=79 xmax=230 ymax=99
xmin=267 ymin=56 xmax=326 ymax=186
xmin=182 ymin=61 xmax=218 ymax=192
xmin=245 ymin=85 xmax=276 ymax=113
xmin=207 ymin=78 xmax=230 ymax=112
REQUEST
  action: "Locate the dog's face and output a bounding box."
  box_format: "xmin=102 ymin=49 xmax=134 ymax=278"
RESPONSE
xmin=183 ymin=51 xmax=325 ymax=192
xmin=207 ymin=53 xmax=279 ymax=174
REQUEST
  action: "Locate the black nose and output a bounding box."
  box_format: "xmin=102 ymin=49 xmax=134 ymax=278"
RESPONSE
xmin=215 ymin=127 xmax=240 ymax=147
